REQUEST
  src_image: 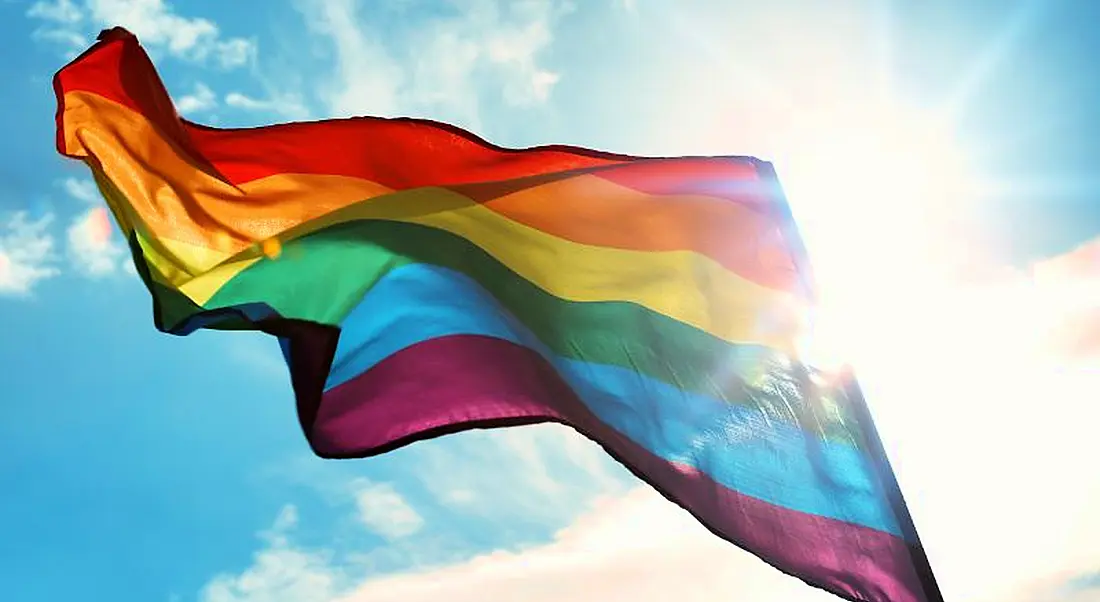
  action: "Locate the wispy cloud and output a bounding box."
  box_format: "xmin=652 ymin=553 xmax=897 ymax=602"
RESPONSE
xmin=28 ymin=0 xmax=82 ymax=23
xmin=293 ymin=0 xmax=569 ymax=128
xmin=225 ymin=92 xmax=312 ymax=122
xmin=176 ymin=82 xmax=218 ymax=116
xmin=1029 ymin=236 xmax=1100 ymax=361
xmin=300 ymin=0 xmax=402 ymax=119
xmin=199 ymin=487 xmax=842 ymax=602
xmin=27 ymin=0 xmax=87 ymax=54
xmin=200 ymin=505 xmax=346 ymax=602
xmin=205 ymin=477 xmax=1100 ymax=602
xmin=60 ymin=177 xmax=128 ymax=278
xmin=27 ymin=0 xmax=255 ymax=68
xmin=199 ymin=498 xmax=496 ymax=602
xmin=0 ymin=212 xmax=60 ymax=296
xmin=255 ymin=423 xmax=625 ymax=539
xmin=61 ymin=177 xmax=99 ymax=204
xmin=66 ymin=206 xmax=125 ymax=278
xmin=535 ymin=425 xmax=630 ymax=495
xmin=410 ymin=426 xmax=626 ymax=526
xmin=350 ymin=479 xmax=425 ymax=540
xmin=335 ymin=487 xmax=845 ymax=602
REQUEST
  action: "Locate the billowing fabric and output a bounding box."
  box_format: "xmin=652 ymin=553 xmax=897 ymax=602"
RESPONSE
xmin=54 ymin=28 xmax=942 ymax=602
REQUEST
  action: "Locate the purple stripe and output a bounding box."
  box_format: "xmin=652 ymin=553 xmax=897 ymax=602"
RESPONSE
xmin=311 ymin=334 xmax=927 ymax=602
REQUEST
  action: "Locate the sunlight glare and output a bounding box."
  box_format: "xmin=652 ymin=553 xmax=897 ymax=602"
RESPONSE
xmin=771 ymin=103 xmax=979 ymax=372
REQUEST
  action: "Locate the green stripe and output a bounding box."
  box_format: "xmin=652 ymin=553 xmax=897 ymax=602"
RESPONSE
xmin=203 ymin=219 xmax=864 ymax=445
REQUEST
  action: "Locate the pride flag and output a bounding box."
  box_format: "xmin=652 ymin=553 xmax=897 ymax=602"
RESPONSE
xmin=54 ymin=28 xmax=941 ymax=602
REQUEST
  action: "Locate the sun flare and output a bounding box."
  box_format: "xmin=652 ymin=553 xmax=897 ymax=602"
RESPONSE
xmin=771 ymin=103 xmax=981 ymax=372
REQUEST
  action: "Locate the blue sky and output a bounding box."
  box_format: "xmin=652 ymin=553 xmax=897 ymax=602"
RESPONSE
xmin=2 ymin=1 xmax=1099 ymax=601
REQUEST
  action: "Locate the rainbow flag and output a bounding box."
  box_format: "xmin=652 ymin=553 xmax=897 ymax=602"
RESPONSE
xmin=54 ymin=28 xmax=941 ymax=602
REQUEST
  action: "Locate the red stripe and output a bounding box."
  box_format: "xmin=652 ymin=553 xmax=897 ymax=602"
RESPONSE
xmin=53 ymin=28 xmax=222 ymax=180
xmin=313 ymin=334 xmax=930 ymax=602
xmin=55 ymin=27 xmax=774 ymax=206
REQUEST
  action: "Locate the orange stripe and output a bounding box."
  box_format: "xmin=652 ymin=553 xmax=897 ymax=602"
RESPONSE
xmin=62 ymin=90 xmax=393 ymax=274
xmin=465 ymin=175 xmax=797 ymax=291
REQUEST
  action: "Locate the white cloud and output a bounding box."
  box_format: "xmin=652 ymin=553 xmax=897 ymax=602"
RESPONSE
xmin=85 ymin=0 xmax=255 ymax=67
xmin=350 ymin=480 xmax=424 ymax=540
xmin=270 ymin=505 xmax=300 ymax=532
xmin=27 ymin=0 xmax=82 ymax=23
xmin=62 ymin=177 xmax=99 ymax=204
xmin=205 ymin=478 xmax=1100 ymax=602
xmin=481 ymin=5 xmax=563 ymax=106
xmin=257 ymin=425 xmax=625 ymax=546
xmin=201 ymin=505 xmax=346 ymax=602
xmin=66 ymin=206 xmax=126 ymax=278
xmin=225 ymin=92 xmax=312 ymax=121
xmin=538 ymin=426 xmax=629 ymax=495
xmin=335 ymin=487 xmax=843 ymax=602
xmin=61 ymin=178 xmax=127 ymax=279
xmin=199 ymin=487 xmax=843 ymax=602
xmin=202 ymin=542 xmax=341 ymax=602
xmin=28 ymin=0 xmax=255 ymax=68
xmin=27 ymin=0 xmax=87 ymax=54
xmin=176 ymin=82 xmax=217 ymax=116
xmin=300 ymin=0 xmax=403 ymax=119
xmin=32 ymin=0 xmax=565 ymax=130
xmin=488 ymin=426 xmax=629 ymax=502
xmin=31 ymin=27 xmax=87 ymax=54
xmin=295 ymin=0 xmax=568 ymax=127
xmin=210 ymin=38 xmax=254 ymax=69
xmin=0 ymin=212 xmax=60 ymax=296
xmin=408 ymin=425 xmax=626 ymax=527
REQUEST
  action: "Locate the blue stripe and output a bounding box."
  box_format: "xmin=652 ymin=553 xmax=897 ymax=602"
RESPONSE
xmin=329 ymin=263 xmax=902 ymax=537
xmin=170 ymin=302 xmax=278 ymax=336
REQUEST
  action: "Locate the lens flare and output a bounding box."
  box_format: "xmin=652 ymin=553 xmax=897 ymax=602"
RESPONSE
xmin=261 ymin=237 xmax=282 ymax=259
xmin=85 ymin=206 xmax=113 ymax=247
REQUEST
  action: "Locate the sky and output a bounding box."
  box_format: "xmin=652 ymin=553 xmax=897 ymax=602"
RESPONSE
xmin=1 ymin=0 xmax=1099 ymax=601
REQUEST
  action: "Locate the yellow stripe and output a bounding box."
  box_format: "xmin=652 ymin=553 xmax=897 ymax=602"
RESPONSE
xmin=93 ymin=169 xmax=244 ymax=295
xmin=259 ymin=187 xmax=807 ymax=351
xmin=180 ymin=255 xmax=263 ymax=303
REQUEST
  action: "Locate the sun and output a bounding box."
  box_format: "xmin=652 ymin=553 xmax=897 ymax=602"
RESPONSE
xmin=768 ymin=102 xmax=981 ymax=372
